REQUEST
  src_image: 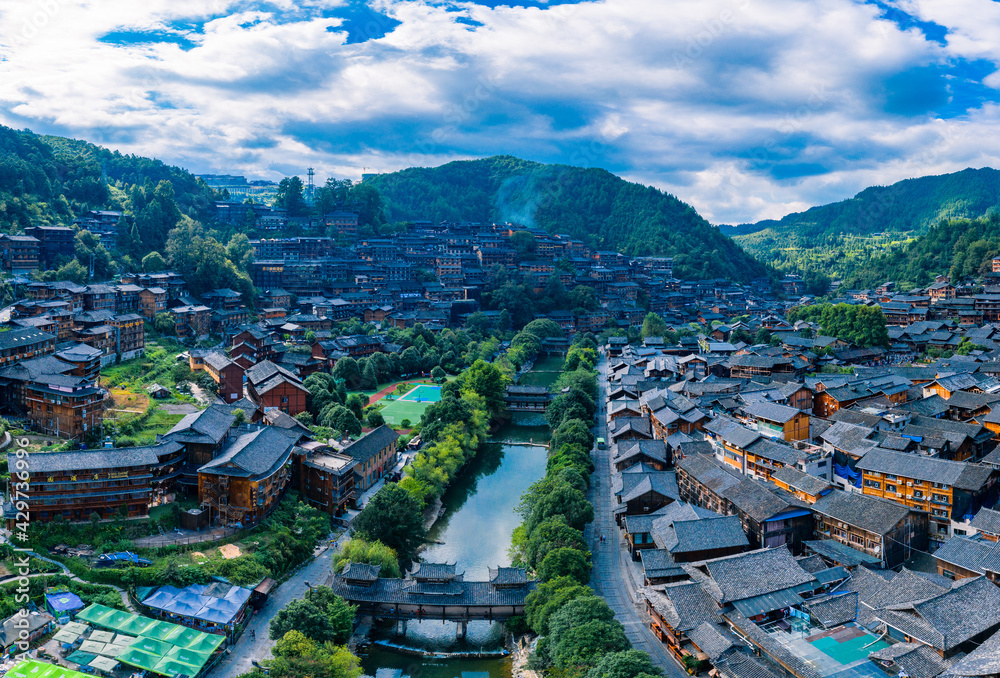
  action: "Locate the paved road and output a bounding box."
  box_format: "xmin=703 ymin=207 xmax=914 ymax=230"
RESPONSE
xmin=587 ymin=351 xmax=687 ymax=678
xmin=213 ymin=544 xmax=336 ymax=678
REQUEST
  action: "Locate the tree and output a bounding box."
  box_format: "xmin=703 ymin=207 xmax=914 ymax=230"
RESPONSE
xmin=585 ymin=650 xmax=663 ymax=678
xmin=569 ymin=285 xmax=599 ymax=311
xmin=142 ymin=251 xmax=167 ymax=273
xmin=524 ymin=576 xmax=596 ymax=634
xmin=265 ymin=630 xmax=362 ymax=678
xmin=552 ymin=620 xmax=630 ymax=669
xmin=153 ymin=312 xmax=175 ymax=335
xmin=269 ymin=587 xmax=355 ymax=643
xmin=430 ymin=366 xmax=446 ymax=382
xmin=351 ymin=483 xmax=427 ymax=564
xmin=463 ymin=359 xmax=507 ymax=418
xmin=525 ymin=516 xmax=588 ymax=570
xmin=333 ymin=538 xmax=401 ymax=578
xmin=360 ymin=361 xmax=378 ymax=390
xmin=523 ymin=318 xmax=563 ymax=340
xmin=365 ymin=407 xmax=385 ymax=428
xmin=226 ymin=233 xmax=254 ymax=271
xmin=525 ymin=481 xmax=593 ymax=533
xmin=641 ymin=312 xmax=668 ymax=340
xmin=510 ymin=230 xmax=536 ymax=260
xmin=550 ymin=419 xmax=594 ymax=455
xmin=333 ymin=358 xmax=361 ymax=389
xmin=69 ymin=229 xmax=114 ymax=280
xmin=537 ymin=547 xmax=591 ymax=584
xmin=275 ymin=176 xmax=309 ymax=216
xmin=400 ymin=347 xmax=422 ymax=375
xmin=345 ymin=393 xmax=366 ymax=420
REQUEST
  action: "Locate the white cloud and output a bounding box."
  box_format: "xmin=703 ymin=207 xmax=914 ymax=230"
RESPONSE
xmin=0 ymin=0 xmax=999 ymax=223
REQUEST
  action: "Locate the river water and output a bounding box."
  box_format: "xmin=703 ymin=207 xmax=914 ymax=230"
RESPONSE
xmin=359 ymin=355 xmax=563 ymax=678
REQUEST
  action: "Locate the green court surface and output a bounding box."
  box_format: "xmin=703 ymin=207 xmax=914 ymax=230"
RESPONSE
xmin=810 ymin=634 xmax=889 ymax=664
xmin=398 ymin=384 xmax=442 ymax=403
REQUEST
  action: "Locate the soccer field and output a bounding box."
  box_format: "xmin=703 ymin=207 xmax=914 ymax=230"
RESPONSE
xmin=379 ymin=385 xmax=441 ymax=426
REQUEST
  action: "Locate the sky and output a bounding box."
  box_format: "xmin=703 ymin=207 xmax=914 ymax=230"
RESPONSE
xmin=1 ymin=0 xmax=1000 ymax=224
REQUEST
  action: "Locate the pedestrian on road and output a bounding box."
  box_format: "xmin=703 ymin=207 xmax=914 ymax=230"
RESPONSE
xmin=250 ymin=630 xmax=255 ymax=641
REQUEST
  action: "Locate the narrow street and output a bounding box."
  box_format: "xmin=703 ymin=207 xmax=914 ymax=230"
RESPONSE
xmin=586 ymin=351 xmax=687 ymax=678
xmin=212 ymin=545 xmax=335 ymax=678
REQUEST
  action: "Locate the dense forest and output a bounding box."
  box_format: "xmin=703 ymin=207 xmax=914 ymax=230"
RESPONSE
xmin=724 ymin=168 xmax=1000 ymax=279
xmin=0 ymin=125 xmax=214 ymax=230
xmin=367 ymin=156 xmax=769 ymax=281
xmin=842 ymin=214 xmax=1000 ymax=289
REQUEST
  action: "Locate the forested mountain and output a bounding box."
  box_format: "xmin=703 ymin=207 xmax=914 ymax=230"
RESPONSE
xmin=0 ymin=125 xmax=214 ymax=231
xmin=724 ymin=168 xmax=1000 ymax=278
xmin=842 ymin=214 xmax=1000 ymax=289
xmin=366 ymin=156 xmax=768 ymax=281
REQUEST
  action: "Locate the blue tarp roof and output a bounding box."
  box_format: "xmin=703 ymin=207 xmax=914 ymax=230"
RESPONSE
xmin=98 ymin=552 xmax=151 ymax=564
xmin=141 ymin=583 xmax=252 ymax=627
xmin=47 ymin=591 xmax=85 ymax=612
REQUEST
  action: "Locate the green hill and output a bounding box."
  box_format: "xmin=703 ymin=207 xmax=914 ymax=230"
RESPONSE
xmin=366 ymin=156 xmax=768 ymax=281
xmin=724 ymin=167 xmax=1000 ymax=278
xmin=843 ymin=214 xmax=1000 ymax=289
xmin=0 ymin=125 xmax=214 ymax=233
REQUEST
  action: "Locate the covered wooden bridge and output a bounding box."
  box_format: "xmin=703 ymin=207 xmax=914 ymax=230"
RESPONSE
xmin=328 ymin=563 xmax=535 ymax=636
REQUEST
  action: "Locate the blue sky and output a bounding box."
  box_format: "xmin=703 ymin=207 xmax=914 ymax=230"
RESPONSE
xmin=2 ymin=0 xmax=1000 ymax=223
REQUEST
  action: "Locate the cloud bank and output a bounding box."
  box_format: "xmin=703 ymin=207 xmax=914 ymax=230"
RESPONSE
xmin=1 ymin=0 xmax=998 ymax=223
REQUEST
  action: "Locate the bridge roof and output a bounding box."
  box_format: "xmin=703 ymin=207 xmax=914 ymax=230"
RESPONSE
xmin=329 ymin=575 xmax=535 ymax=607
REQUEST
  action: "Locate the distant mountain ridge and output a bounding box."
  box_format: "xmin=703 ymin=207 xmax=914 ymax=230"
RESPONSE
xmin=724 ymin=167 xmax=1000 ymax=239
xmin=721 ymin=167 xmax=1000 ymax=279
xmin=366 ymin=155 xmax=768 ymax=282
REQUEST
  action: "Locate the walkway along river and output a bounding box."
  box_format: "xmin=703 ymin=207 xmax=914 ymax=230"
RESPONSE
xmin=359 ymin=354 xmax=564 ymax=678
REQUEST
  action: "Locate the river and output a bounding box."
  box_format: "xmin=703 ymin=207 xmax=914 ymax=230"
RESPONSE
xmin=359 ymin=355 xmax=564 ymax=678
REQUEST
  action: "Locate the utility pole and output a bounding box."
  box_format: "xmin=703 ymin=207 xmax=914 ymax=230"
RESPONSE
xmin=307 ymin=168 xmax=315 ymax=204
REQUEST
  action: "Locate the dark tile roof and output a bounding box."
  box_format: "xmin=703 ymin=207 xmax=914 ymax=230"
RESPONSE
xmin=198 ymin=426 xmax=298 ymax=479
xmin=714 ymin=652 xmax=786 ymax=678
xmin=870 ymin=642 xmax=952 ymax=678
xmin=245 ymin=360 xmax=302 ymax=387
xmin=614 ymin=439 xmax=668 ymax=465
xmin=695 ymin=547 xmax=816 ymax=603
xmin=803 ymin=539 xmax=881 ymax=567
xmin=856 ymin=448 xmax=995 ymax=491
xmin=0 ymin=327 xmax=55 ymax=350
xmin=670 ymin=516 xmax=749 ymax=555
xmin=639 ymin=549 xmax=686 ymax=580
xmin=770 ymin=466 xmax=832 ymax=496
xmin=744 ymin=401 xmax=802 ymax=424
xmin=687 ymin=621 xmax=743 ymax=661
xmin=970 ymin=507 xmax=1000 ymax=536
xmin=642 ymin=581 xmax=723 ymax=632
xmin=164 ymin=405 xmax=236 ymax=445
xmin=874 ymin=576 xmax=1000 ymax=651
xmin=933 ymin=535 xmax=1000 ymax=575
xmin=811 ymin=489 xmax=914 ymax=536
xmin=801 ymin=592 xmax=858 ymax=628
xmin=329 ymin=574 xmax=534 ymax=607
xmin=942 ymin=627 xmax=1000 ymax=677
xmin=11 ymin=442 xmax=182 ymax=473
xmin=342 ymin=425 xmax=400 ymax=465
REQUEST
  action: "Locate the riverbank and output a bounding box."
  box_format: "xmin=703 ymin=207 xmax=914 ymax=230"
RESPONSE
xmin=358 ymin=359 xmax=557 ymax=678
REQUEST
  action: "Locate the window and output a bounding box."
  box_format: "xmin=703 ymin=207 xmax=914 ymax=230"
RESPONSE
xmin=864 ymin=480 xmax=881 ymax=489
xmin=942 ymin=569 xmax=956 ymax=580
xmin=885 ymin=484 xmax=897 ymax=493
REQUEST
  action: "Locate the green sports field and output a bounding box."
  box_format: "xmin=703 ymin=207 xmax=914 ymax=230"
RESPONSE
xmin=379 ymin=384 xmax=442 ymax=426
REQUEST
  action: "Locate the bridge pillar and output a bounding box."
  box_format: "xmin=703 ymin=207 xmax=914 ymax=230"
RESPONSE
xmin=458 ymin=621 xmax=468 ymax=640
xmin=395 ymin=619 xmax=407 ymax=636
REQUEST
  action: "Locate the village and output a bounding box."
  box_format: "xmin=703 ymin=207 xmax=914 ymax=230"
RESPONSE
xmin=4 ymin=206 xmax=1000 ymax=678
